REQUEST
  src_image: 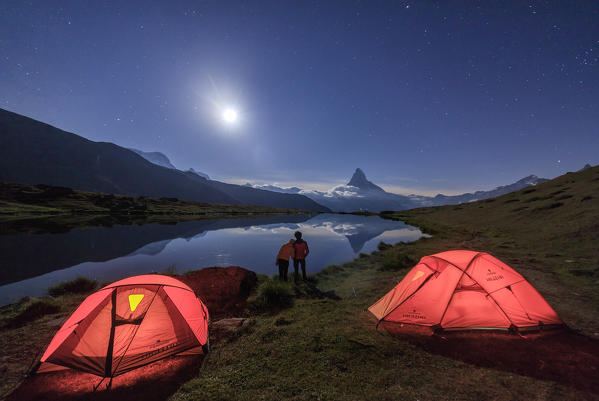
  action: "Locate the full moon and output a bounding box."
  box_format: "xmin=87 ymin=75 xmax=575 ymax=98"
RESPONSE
xmin=222 ymin=108 xmax=238 ymax=124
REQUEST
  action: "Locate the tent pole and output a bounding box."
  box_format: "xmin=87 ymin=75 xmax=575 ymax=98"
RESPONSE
xmin=104 ymin=290 xmax=117 ymax=378
xmin=92 ymin=377 xmax=105 ymax=392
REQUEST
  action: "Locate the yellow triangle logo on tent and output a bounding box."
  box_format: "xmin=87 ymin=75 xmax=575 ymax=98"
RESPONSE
xmin=129 ymin=294 xmax=144 ymax=312
xmin=412 ymin=270 xmax=425 ymax=281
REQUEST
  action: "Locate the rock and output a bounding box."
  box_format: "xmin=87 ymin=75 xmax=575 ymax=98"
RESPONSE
xmin=212 ymin=318 xmax=248 ymax=331
xmin=45 ymin=317 xmax=66 ymax=328
xmin=174 ymin=266 xmax=258 ymax=317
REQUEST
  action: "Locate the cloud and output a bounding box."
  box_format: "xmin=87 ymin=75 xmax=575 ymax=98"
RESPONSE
xmin=218 ymin=175 xmax=476 ymax=197
xmin=225 ymin=177 xmax=341 ymax=192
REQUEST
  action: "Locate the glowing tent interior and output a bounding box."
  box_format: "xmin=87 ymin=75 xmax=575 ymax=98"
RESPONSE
xmin=369 ymin=250 xmax=562 ymax=332
xmin=36 ymin=275 xmax=209 ymax=384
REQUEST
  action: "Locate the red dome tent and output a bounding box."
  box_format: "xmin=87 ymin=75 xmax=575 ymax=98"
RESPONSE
xmin=369 ymin=250 xmax=562 ymax=332
xmin=36 ymin=275 xmax=209 ymax=386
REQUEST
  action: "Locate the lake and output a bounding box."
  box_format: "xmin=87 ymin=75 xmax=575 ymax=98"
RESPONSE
xmin=0 ymin=213 xmax=428 ymax=305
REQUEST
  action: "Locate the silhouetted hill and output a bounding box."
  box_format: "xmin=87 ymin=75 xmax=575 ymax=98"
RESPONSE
xmin=0 ymin=109 xmax=328 ymax=211
xmin=0 ymin=109 xmax=235 ymax=203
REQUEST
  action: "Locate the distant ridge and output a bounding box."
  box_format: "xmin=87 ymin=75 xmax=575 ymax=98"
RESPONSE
xmin=247 ymin=168 xmax=549 ymax=212
xmin=424 ymin=175 xmax=548 ymax=206
xmin=244 ymin=183 xmax=302 ymax=194
xmin=187 ymin=168 xmax=210 ymax=180
xmin=129 ymin=149 xmax=211 ymax=180
xmin=0 ymin=108 xmax=329 ymax=212
xmin=129 ymin=148 xmax=177 ymax=169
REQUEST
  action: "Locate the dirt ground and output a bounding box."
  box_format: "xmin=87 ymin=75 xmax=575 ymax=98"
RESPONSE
xmin=6 ymin=355 xmax=203 ymax=401
xmin=3 ymin=266 xmax=257 ymax=401
xmin=381 ymin=322 xmax=599 ymax=395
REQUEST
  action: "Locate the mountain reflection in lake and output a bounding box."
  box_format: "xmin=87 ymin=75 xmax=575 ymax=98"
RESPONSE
xmin=0 ymin=213 xmax=428 ymax=305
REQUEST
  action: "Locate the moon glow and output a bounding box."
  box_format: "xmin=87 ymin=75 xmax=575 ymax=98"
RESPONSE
xmin=222 ymin=108 xmax=238 ymax=124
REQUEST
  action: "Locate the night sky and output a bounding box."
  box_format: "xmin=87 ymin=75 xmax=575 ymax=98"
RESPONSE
xmin=1 ymin=1 xmax=598 ymax=195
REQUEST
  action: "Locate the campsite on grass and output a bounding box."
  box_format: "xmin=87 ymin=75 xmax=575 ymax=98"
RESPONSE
xmin=2 ymin=165 xmax=598 ymax=400
xmin=1 ymin=2 xmax=598 ymax=400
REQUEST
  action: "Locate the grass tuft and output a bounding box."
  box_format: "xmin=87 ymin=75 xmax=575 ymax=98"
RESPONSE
xmin=6 ymin=298 xmax=62 ymax=327
xmin=250 ymin=279 xmax=295 ymax=311
xmin=380 ymin=249 xmax=417 ymax=271
xmin=48 ymin=276 xmax=98 ymax=297
xmin=160 ymin=264 xmax=177 ymax=275
xmin=377 ymin=241 xmax=392 ymax=251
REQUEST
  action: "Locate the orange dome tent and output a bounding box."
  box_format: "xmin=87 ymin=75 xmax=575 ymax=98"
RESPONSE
xmin=369 ymin=250 xmax=562 ymax=332
xmin=36 ymin=275 xmax=209 ymax=386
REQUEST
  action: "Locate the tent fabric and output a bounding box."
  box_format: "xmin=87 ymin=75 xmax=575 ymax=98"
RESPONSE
xmin=369 ymin=250 xmax=562 ymax=331
xmin=39 ymin=275 xmax=209 ymax=378
xmin=101 ymin=274 xmax=195 ymax=292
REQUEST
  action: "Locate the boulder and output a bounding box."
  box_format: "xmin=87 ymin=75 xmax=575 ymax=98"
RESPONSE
xmin=174 ymin=266 xmax=257 ymax=317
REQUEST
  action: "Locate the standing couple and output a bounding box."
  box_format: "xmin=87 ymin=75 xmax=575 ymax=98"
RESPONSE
xmin=275 ymin=231 xmax=309 ymax=283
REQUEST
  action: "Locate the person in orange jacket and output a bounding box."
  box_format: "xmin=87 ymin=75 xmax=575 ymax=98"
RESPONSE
xmin=275 ymin=239 xmax=295 ymax=281
xmin=292 ymin=231 xmax=309 ymax=282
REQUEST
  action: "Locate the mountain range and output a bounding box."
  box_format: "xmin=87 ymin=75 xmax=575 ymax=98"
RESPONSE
xmin=0 ymin=108 xmax=553 ymax=213
xmin=246 ymin=168 xmax=548 ymax=212
xmin=0 ymin=108 xmax=329 ymax=212
xmin=410 ymin=175 xmax=548 ymax=207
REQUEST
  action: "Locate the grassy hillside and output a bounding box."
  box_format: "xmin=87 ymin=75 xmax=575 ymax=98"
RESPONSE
xmin=385 ymin=164 xmax=599 ymax=331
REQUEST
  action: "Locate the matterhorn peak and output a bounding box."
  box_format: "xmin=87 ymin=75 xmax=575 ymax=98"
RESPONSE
xmin=347 ymin=168 xmax=385 ymax=192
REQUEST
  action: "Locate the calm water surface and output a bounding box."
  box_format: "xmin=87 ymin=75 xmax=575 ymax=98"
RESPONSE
xmin=0 ymin=213 xmax=428 ymax=305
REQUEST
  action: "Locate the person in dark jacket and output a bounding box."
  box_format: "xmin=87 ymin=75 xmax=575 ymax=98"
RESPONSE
xmin=292 ymin=231 xmax=309 ymax=282
xmin=275 ymin=239 xmax=295 ymax=281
